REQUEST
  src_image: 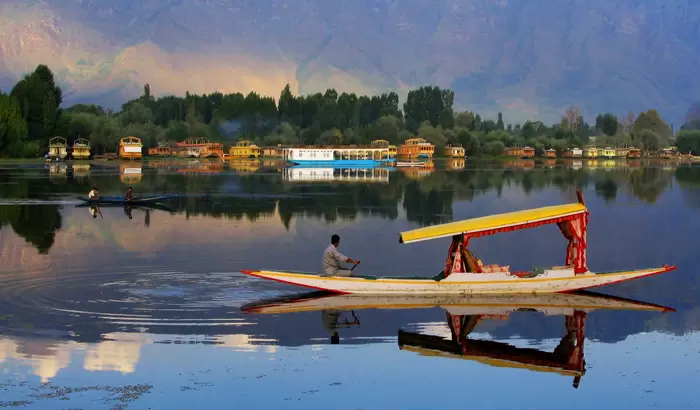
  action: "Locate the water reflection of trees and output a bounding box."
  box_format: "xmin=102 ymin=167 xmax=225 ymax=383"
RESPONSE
xmin=0 ymin=164 xmax=694 ymax=253
xmin=0 ymin=171 xmax=63 ymax=253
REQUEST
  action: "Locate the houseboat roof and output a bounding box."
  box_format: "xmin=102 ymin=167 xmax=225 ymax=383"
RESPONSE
xmin=234 ymin=140 xmax=258 ymax=146
xmin=399 ymin=202 xmax=587 ymax=244
xmin=120 ymin=136 xmax=142 ymax=144
xmin=73 ymin=138 xmax=91 ymax=147
xmin=282 ymin=145 xmax=391 ymax=151
xmin=402 ymin=138 xmax=430 ymax=144
xmin=49 ymin=137 xmax=67 ymax=145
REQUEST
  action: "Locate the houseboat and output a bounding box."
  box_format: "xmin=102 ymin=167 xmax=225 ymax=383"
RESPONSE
xmin=282 ymin=167 xmax=390 ymax=183
xmin=398 ymin=138 xmax=434 ymax=160
xmin=177 ymin=137 xmax=224 ymax=158
xmin=282 ymin=146 xmax=394 ymax=167
xmin=230 ymin=140 xmax=261 ymax=159
xmin=522 ymin=146 xmax=535 ymax=158
xmin=261 ymin=146 xmax=284 ymax=158
xmin=628 ymin=147 xmax=642 ymax=158
xmin=119 ymin=136 xmax=143 ymax=160
xmin=615 ymin=148 xmax=629 ymax=158
xmin=505 ymin=147 xmax=524 ymax=158
xmin=544 ymin=148 xmax=557 ymax=158
xmin=444 ymin=143 xmax=466 ymax=158
xmin=72 ymin=138 xmax=91 ymax=160
xmin=600 ymin=147 xmax=616 ymax=159
xmin=583 ymin=147 xmax=598 ymax=158
xmin=563 ymin=148 xmax=583 ymax=158
xmin=371 ymin=140 xmax=398 ymax=158
xmin=48 ymin=137 xmax=68 ymax=161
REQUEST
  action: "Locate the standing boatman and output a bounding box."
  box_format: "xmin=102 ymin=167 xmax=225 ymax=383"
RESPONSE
xmin=322 ymin=234 xmax=360 ymax=277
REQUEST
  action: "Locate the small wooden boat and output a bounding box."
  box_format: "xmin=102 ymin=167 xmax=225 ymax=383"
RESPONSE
xmin=241 ymin=191 xmax=677 ymax=294
xmin=75 ymin=195 xmax=171 ymax=205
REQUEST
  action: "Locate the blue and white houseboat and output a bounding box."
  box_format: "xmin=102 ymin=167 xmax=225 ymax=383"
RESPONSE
xmin=282 ymin=147 xmax=395 ymax=167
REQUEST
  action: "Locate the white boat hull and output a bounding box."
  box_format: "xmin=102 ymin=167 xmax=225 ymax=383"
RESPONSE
xmin=241 ymin=265 xmax=677 ymax=295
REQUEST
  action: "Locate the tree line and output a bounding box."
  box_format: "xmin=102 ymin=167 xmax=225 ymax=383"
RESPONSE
xmin=2 ymin=64 xmax=700 ymax=157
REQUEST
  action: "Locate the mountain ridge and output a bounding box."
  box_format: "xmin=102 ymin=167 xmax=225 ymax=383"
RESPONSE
xmin=1 ymin=0 xmax=699 ymax=124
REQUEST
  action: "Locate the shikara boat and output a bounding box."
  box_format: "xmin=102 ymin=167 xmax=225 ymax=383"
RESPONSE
xmin=75 ymin=195 xmax=171 ymax=205
xmin=74 ymin=202 xmax=176 ymax=213
xmin=241 ymin=192 xmax=677 ymax=294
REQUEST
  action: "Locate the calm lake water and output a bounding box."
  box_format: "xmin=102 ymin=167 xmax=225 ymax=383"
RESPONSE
xmin=1 ymin=158 xmax=699 ymax=409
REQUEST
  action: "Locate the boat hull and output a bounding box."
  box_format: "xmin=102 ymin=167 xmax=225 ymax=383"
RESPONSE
xmin=240 ymin=265 xmax=677 ymax=295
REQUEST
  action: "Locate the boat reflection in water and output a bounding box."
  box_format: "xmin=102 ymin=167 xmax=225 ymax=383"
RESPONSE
xmin=242 ymin=291 xmax=674 ymax=386
xmin=282 ymin=166 xmax=390 ymax=183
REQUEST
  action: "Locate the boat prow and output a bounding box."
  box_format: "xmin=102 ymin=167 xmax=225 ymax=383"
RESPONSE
xmin=239 ymin=265 xmax=678 ymax=295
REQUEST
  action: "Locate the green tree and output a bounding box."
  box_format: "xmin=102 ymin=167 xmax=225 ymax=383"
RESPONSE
xmin=455 ymin=111 xmax=475 ymax=129
xmin=496 ymin=112 xmax=505 ymax=130
xmin=10 ymin=64 xmax=63 ymax=142
xmin=403 ymin=86 xmax=454 ymax=128
xmin=595 ymin=113 xmax=619 ymax=136
xmin=638 ymin=129 xmax=662 ymax=151
xmin=0 ymin=94 xmax=30 ymax=156
xmin=633 ymin=109 xmax=670 ymax=142
xmin=676 ymin=130 xmax=700 ymax=154
xmin=416 ymin=121 xmax=447 ymax=149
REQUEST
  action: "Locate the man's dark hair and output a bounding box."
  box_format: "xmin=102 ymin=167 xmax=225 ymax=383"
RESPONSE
xmin=331 ymin=234 xmax=340 ymax=244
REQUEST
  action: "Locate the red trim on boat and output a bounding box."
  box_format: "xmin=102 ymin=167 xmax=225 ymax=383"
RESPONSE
xmin=241 ymin=269 xmax=350 ymax=294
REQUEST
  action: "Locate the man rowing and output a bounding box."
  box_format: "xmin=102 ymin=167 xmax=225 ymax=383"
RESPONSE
xmin=88 ymin=186 xmax=100 ymax=200
xmin=323 ymin=234 xmax=360 ymax=277
xmin=124 ymin=186 xmax=133 ymax=202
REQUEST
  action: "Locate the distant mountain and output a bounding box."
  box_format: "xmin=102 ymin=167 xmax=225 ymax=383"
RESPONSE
xmin=1 ymin=0 xmax=699 ymax=124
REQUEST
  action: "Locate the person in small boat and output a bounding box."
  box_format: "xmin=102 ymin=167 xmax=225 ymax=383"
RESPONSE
xmin=124 ymin=186 xmax=133 ymax=202
xmin=323 ymin=234 xmax=360 ymax=277
xmin=88 ymin=186 xmax=100 ymax=200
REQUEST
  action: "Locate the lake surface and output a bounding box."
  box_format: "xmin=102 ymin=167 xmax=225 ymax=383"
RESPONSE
xmin=1 ymin=158 xmax=699 ymax=409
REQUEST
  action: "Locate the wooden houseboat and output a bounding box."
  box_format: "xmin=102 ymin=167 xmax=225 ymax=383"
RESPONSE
xmin=522 ymin=146 xmax=535 ymax=158
xmin=615 ymin=148 xmax=629 ymax=158
xmin=583 ymin=147 xmax=598 ymax=158
xmin=398 ymin=138 xmax=434 ymax=160
xmin=628 ymin=147 xmax=642 ymax=158
xmin=48 ymin=137 xmax=68 ymax=160
xmin=371 ymin=140 xmax=398 ymax=158
xmin=504 ymin=147 xmax=524 ymax=157
xmin=282 ymin=146 xmax=393 ymax=167
xmin=230 ymin=140 xmax=261 ymax=159
xmin=563 ymin=148 xmax=583 ymax=158
xmin=176 ymin=137 xmax=224 ymax=158
xmin=600 ymin=147 xmax=616 ymax=159
xmin=444 ymin=143 xmax=466 ymax=158
xmin=119 ymin=136 xmax=143 ymax=160
xmin=72 ymin=138 xmax=91 ymax=160
xmin=261 ymin=146 xmax=284 ymax=158
xmin=544 ymin=148 xmax=557 ymax=158
xmin=147 ymin=143 xmax=173 ymax=157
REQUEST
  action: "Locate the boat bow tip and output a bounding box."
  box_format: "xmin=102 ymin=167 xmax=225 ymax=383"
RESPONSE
xmin=240 ymin=269 xmax=258 ymax=275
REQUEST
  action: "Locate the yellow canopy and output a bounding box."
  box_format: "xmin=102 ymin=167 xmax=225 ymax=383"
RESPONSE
xmin=399 ymin=203 xmax=587 ymax=244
